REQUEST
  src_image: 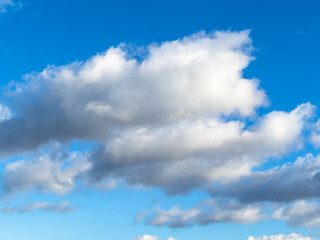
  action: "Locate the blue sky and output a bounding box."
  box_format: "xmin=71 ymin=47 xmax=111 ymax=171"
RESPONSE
xmin=0 ymin=1 xmax=320 ymax=240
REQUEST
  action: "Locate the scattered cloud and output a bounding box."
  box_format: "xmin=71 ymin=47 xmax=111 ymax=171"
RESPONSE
xmin=208 ymin=153 xmax=320 ymax=202
xmin=132 ymin=235 xmax=158 ymax=240
xmin=0 ymin=0 xmax=21 ymax=13
xmin=248 ymin=233 xmax=315 ymax=240
xmin=139 ymin=199 xmax=265 ymax=228
xmin=273 ymin=200 xmax=320 ymax=229
xmin=0 ymin=0 xmax=13 ymax=12
xmin=2 ymin=144 xmax=91 ymax=195
xmin=132 ymin=235 xmax=178 ymax=240
xmin=1 ymin=201 xmax=76 ymax=214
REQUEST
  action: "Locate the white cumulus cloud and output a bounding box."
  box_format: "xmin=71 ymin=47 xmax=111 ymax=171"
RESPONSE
xmin=0 ymin=30 xmax=318 ymax=229
xmin=0 ymin=30 xmax=266 ymax=156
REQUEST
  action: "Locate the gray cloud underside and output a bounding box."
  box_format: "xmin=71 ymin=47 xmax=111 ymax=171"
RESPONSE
xmin=137 ymin=154 xmax=320 ymax=228
xmin=86 ymin=103 xmax=313 ymax=195
xmin=273 ymin=200 xmax=320 ymax=229
xmin=208 ymin=154 xmax=320 ymax=203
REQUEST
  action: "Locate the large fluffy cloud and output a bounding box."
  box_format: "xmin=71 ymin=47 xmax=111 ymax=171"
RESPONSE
xmin=0 ymin=30 xmax=273 ymax=191
xmin=0 ymin=30 xmax=315 ymax=196
xmin=1 ymin=30 xmax=266 ymax=156
xmin=0 ymin=30 xmax=319 ymax=232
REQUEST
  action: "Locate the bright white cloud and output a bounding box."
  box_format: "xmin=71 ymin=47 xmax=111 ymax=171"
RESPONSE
xmin=1 ymin=30 xmax=266 ymax=156
xmin=248 ymin=233 xmax=315 ymax=240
